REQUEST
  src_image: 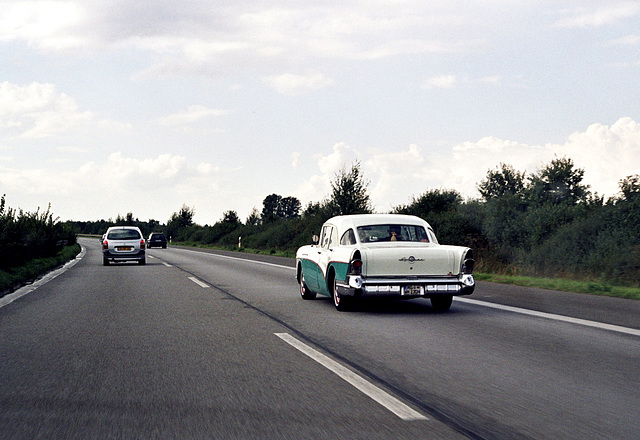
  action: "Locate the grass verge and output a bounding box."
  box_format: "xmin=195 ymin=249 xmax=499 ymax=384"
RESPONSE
xmin=474 ymin=273 xmax=640 ymax=300
xmin=0 ymin=244 xmax=81 ymax=297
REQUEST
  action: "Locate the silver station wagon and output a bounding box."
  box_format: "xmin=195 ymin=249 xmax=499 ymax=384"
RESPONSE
xmin=296 ymin=214 xmax=475 ymax=311
xmin=102 ymin=226 xmax=146 ymax=266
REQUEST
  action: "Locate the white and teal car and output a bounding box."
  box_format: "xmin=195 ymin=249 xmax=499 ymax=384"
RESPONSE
xmin=295 ymin=214 xmax=475 ymax=311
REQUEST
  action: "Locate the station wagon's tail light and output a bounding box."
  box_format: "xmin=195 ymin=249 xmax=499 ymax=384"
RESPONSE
xmin=349 ymin=259 xmax=363 ymax=275
xmin=140 ymin=239 xmax=146 ymax=250
xmin=102 ymin=240 xmax=108 ymax=250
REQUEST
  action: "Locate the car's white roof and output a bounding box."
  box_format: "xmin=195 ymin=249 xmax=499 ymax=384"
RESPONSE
xmin=324 ymin=214 xmax=431 ymax=231
xmin=106 ymin=225 xmax=143 ymax=231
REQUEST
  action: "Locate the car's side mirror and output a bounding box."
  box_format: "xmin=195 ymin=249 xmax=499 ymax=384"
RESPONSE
xmin=312 ymin=234 xmax=319 ymax=245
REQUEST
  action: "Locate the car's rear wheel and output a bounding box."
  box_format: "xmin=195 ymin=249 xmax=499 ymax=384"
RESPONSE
xmin=138 ymin=258 xmax=146 ymax=265
xmin=430 ymin=295 xmax=453 ymax=311
xmin=103 ymin=257 xmax=109 ymax=266
xmin=299 ymin=274 xmax=316 ymax=300
xmin=332 ymin=275 xmax=351 ymax=311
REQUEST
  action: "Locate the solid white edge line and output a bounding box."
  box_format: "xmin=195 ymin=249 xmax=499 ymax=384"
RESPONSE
xmin=455 ymin=297 xmax=640 ymax=337
xmin=0 ymin=245 xmax=86 ymax=309
xmin=176 ymin=247 xmax=295 ymax=271
xmin=275 ymin=332 xmax=428 ymax=421
xmin=188 ymin=276 xmax=210 ymax=288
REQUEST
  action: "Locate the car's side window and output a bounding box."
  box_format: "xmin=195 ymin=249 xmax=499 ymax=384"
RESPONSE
xmin=321 ymin=226 xmax=332 ymax=249
xmin=340 ymin=229 xmax=356 ymax=245
xmin=321 ymin=226 xmax=339 ymax=249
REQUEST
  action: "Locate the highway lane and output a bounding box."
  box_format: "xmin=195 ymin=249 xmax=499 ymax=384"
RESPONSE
xmin=150 ymin=241 xmax=640 ymax=440
xmin=1 ymin=237 xmax=639 ymax=439
xmin=0 ymin=239 xmax=464 ymax=440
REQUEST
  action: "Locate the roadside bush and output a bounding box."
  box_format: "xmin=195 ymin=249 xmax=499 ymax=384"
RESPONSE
xmin=0 ymin=196 xmax=77 ymax=271
xmin=0 ymin=243 xmax=80 ymax=294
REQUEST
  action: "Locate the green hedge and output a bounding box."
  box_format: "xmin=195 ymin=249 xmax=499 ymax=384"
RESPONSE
xmin=0 ymin=243 xmax=80 ymax=295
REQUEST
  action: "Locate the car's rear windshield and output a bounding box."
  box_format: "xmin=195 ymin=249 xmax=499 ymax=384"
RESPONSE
xmin=357 ymin=224 xmax=430 ymax=243
xmin=151 ymin=233 xmax=165 ymax=239
xmin=107 ymin=229 xmax=141 ymax=240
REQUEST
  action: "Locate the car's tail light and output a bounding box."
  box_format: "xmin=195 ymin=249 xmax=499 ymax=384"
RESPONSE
xmin=102 ymin=240 xmax=108 ymax=250
xmin=462 ymin=250 xmax=474 ymax=274
xmin=349 ymin=259 xmax=363 ymax=275
xmin=140 ymin=239 xmax=146 ymax=250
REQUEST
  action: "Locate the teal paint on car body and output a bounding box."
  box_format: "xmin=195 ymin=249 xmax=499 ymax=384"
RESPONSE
xmin=299 ymin=258 xmax=322 ymax=293
xmin=329 ymin=261 xmax=349 ymax=284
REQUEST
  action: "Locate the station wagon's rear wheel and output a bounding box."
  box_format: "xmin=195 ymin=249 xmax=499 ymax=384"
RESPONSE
xmin=332 ymin=276 xmax=351 ymax=311
xmin=430 ymin=295 xmax=453 ymax=312
xmin=299 ymin=274 xmax=316 ymax=300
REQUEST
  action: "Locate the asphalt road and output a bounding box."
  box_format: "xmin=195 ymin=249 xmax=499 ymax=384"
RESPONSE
xmin=0 ymin=237 xmax=638 ymax=439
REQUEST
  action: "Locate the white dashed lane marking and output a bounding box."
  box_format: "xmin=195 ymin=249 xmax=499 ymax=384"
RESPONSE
xmin=275 ymin=332 xmax=428 ymax=421
xmin=188 ymin=276 xmax=210 ymax=288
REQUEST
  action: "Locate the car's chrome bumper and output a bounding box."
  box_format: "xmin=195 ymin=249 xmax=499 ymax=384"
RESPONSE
xmin=336 ymin=274 xmax=475 ymax=298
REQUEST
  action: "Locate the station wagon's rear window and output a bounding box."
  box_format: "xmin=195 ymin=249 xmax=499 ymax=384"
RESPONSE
xmin=357 ymin=224 xmax=430 ymax=243
xmin=107 ymin=229 xmax=141 ymax=240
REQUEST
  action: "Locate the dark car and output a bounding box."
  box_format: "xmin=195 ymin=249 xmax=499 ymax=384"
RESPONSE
xmin=147 ymin=232 xmax=168 ymax=249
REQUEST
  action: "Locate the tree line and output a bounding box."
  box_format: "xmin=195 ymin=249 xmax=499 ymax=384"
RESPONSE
xmin=69 ymin=158 xmax=640 ymax=287
xmin=0 ymin=195 xmax=77 ymax=272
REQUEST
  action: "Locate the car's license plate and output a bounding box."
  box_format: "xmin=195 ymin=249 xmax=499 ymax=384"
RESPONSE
xmin=117 ymin=246 xmax=133 ymax=251
xmin=403 ymin=285 xmax=423 ymax=296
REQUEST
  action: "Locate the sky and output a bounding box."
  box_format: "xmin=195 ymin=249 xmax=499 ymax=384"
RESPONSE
xmin=1 ymin=0 xmax=639 ymax=225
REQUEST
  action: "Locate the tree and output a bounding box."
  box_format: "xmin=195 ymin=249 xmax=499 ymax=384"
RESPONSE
xmin=278 ymin=196 xmax=301 ymax=219
xmin=394 ymin=188 xmax=463 ymax=216
xmin=221 ymin=210 xmax=240 ymax=226
xmin=478 ymin=163 xmax=526 ymax=201
xmin=328 ymin=161 xmax=372 ymax=216
xmin=166 ymin=204 xmax=195 ymax=241
xmin=618 ymin=174 xmax=640 ymax=203
xmin=174 ymin=204 xmax=195 ymax=227
xmin=527 ymin=157 xmax=590 ymax=206
xmin=261 ymin=194 xmax=301 ymax=222
xmin=246 ymin=207 xmax=261 ymax=226
xmin=261 ymin=194 xmax=282 ymax=223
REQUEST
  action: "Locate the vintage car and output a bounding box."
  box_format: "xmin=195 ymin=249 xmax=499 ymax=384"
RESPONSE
xmin=295 ymin=214 xmax=475 ymax=311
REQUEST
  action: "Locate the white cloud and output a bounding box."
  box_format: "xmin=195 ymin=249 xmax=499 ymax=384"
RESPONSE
xmin=423 ymin=75 xmax=457 ymax=89
xmin=294 ymin=117 xmax=640 ymax=212
xmin=364 ymin=144 xmax=427 ymax=211
xmin=554 ymin=117 xmax=640 ymax=195
xmin=158 ymin=105 xmax=229 ymax=126
xmin=0 ymin=82 xmax=94 ymax=139
xmin=264 ymin=73 xmax=334 ymax=96
xmin=290 ymin=152 xmax=301 ymax=169
xmin=0 ymin=1 xmax=493 ymax=80
xmin=295 ymin=142 xmax=359 ymax=203
xmin=423 ymin=74 xmax=503 ymax=90
xmin=0 ymin=151 xmax=224 ymax=221
xmin=553 ymin=3 xmax=640 ymax=29
xmin=449 ymin=117 xmax=640 ymax=199
xmin=317 ymin=143 xmax=358 ymax=174
xmin=0 ymin=1 xmax=87 ymax=50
